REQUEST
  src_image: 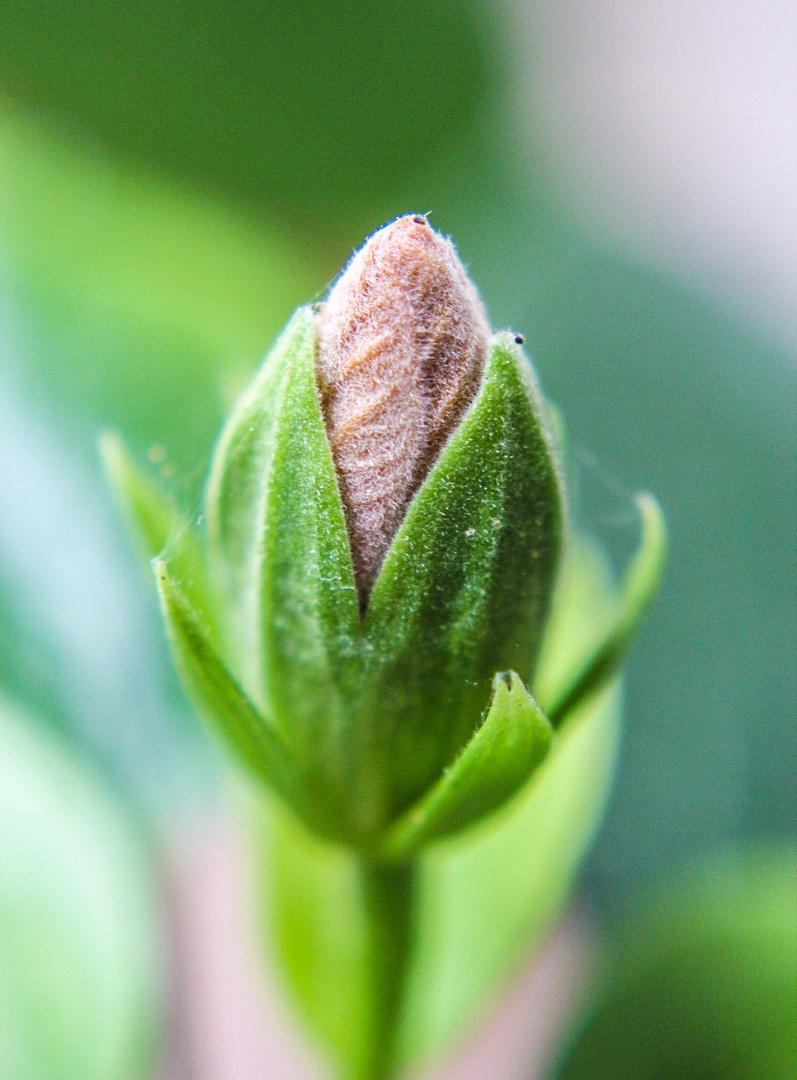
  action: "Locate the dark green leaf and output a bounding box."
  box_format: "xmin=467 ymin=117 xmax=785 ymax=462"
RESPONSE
xmin=0 ymin=0 xmax=489 ymax=230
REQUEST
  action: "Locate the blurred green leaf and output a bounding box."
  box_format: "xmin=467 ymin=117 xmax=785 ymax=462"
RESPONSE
xmin=204 ymin=306 xmax=362 ymax=779
xmin=533 ymin=531 xmax=618 ymax=713
xmin=554 ymin=846 xmax=797 ymax=1080
xmin=0 ymin=101 xmax=328 ymax=475
xmin=384 ymin=671 xmax=552 ymax=857
xmin=0 ymin=0 xmax=491 ymax=231
xmin=0 ymin=699 xmax=163 ymax=1080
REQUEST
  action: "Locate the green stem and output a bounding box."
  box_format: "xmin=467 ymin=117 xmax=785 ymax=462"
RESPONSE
xmin=357 ymin=856 xmax=416 ymax=1080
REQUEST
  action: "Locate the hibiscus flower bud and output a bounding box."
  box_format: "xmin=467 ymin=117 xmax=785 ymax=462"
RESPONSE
xmin=105 ymin=215 xmax=664 ymax=853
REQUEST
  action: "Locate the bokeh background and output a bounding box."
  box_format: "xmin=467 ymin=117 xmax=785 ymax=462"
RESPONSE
xmin=0 ymin=1 xmax=794 ymax=1077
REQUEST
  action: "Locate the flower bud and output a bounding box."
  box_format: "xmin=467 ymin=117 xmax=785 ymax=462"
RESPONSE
xmin=316 ymin=216 xmax=490 ymax=600
xmin=105 ymin=216 xmax=664 ymax=851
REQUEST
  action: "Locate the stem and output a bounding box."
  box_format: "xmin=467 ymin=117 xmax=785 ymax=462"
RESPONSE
xmin=357 ymin=857 xmax=416 ymax=1080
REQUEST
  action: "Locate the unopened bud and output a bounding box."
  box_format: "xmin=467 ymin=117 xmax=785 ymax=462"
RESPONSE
xmin=117 ymin=210 xmax=663 ymax=856
xmin=316 ymin=215 xmax=490 ymax=599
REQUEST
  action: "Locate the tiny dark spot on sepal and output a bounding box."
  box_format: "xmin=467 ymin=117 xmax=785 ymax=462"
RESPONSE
xmin=514 ymin=334 xmax=525 ymax=345
xmin=412 ymin=215 xmax=427 ymax=225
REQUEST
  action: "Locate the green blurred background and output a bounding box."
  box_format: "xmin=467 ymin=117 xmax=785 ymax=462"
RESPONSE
xmin=0 ymin=0 xmax=794 ymax=1075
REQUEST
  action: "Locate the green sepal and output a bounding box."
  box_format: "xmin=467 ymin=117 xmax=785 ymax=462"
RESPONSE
xmin=204 ymin=307 xmax=362 ymax=786
xmin=100 ymin=430 xmax=214 ymax=633
xmin=357 ymin=333 xmax=564 ymax=829
xmin=546 ymin=492 xmax=666 ymax=724
xmin=382 ymin=672 xmax=552 ymax=859
xmin=154 ymin=558 xmax=334 ymax=836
